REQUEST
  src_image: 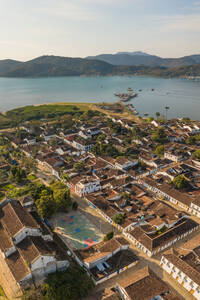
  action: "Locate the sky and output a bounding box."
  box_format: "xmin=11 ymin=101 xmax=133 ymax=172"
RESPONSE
xmin=0 ymin=0 xmax=200 ymax=61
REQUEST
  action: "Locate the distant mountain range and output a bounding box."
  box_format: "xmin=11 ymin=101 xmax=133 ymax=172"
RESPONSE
xmin=0 ymin=54 xmax=200 ymax=78
xmin=86 ymin=52 xmax=200 ymax=67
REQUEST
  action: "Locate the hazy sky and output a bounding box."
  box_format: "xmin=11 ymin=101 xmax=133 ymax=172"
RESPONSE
xmin=0 ymin=0 xmax=200 ymax=60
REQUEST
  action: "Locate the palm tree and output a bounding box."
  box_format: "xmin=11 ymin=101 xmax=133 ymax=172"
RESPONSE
xmin=165 ymin=106 xmax=170 ymax=120
xmin=155 ymin=112 xmax=160 ymax=121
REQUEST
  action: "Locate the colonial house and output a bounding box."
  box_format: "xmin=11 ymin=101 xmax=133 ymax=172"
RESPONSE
xmin=70 ymin=175 xmax=101 ymax=197
xmin=78 ymin=127 xmax=101 ymax=139
xmin=0 ymin=198 xmax=69 ymax=299
xmin=115 ymin=266 xmax=180 ymax=300
xmin=140 ymin=176 xmax=200 ymax=216
xmin=74 ymin=237 xmax=138 ymax=285
xmin=65 ymin=135 xmax=94 ymax=152
xmin=124 ymin=217 xmax=199 ymax=257
xmin=161 ymin=235 xmax=200 ymax=300
xmin=115 ymin=157 xmax=138 ymax=171
xmin=164 ymin=151 xmax=183 ymax=162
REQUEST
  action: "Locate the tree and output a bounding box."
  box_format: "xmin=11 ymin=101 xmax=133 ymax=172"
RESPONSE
xmin=112 ymin=213 xmax=124 ymax=225
xmin=97 ymin=134 xmax=106 ymax=143
xmin=73 ymin=161 xmax=85 ymax=172
xmin=53 ymin=189 xmax=71 ymax=211
xmin=92 ymin=142 xmax=121 ymax=158
xmin=165 ymin=106 xmax=170 ymax=120
xmin=186 ymin=136 xmax=196 ymax=145
xmin=72 ymin=201 xmax=78 ymax=210
xmin=43 ymin=265 xmax=94 ymax=300
xmin=29 ymin=182 xmax=52 ymax=200
xmin=155 ymin=112 xmax=160 ymax=121
xmin=104 ymin=231 xmax=114 ymax=241
xmin=154 ymin=145 xmax=164 ymax=157
xmin=0 ymin=169 xmax=6 ymax=183
xmin=132 ymin=126 xmax=141 ymax=138
xmin=172 ymin=175 xmax=189 ymax=190
xmin=21 ymin=157 xmax=37 ymax=174
xmin=9 ymin=166 xmax=26 ymax=184
xmin=152 ymin=127 xmax=167 ymax=144
xmin=147 ymin=116 xmax=154 ymax=123
xmin=36 ymin=190 xmax=56 ymax=218
xmin=62 ymin=173 xmax=71 ymax=183
xmin=192 ymin=149 xmax=200 ymax=160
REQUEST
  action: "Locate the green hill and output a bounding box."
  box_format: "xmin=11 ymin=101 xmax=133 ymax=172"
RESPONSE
xmin=0 ymin=55 xmax=199 ymax=78
xmin=2 ymin=55 xmax=116 ymax=77
xmin=86 ymin=52 xmax=200 ymax=68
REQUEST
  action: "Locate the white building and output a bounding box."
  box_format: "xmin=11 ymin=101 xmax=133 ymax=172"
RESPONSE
xmin=161 ymin=236 xmax=200 ymax=300
xmin=75 ymin=176 xmax=101 ymax=196
xmin=0 ymin=198 xmax=69 ymax=298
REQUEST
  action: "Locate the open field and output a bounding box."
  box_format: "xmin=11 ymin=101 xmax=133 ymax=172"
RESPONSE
xmin=0 ymin=101 xmax=140 ymax=129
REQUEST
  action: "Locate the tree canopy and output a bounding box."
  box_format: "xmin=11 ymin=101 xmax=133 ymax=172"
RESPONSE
xmin=152 ymin=127 xmax=167 ymax=143
xmin=192 ymin=149 xmax=200 ymax=160
xmin=154 ymin=145 xmax=164 ymax=157
xmin=172 ymin=175 xmax=190 ymax=190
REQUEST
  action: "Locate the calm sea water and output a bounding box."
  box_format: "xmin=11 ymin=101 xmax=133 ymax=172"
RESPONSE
xmin=0 ymin=76 xmax=200 ymax=119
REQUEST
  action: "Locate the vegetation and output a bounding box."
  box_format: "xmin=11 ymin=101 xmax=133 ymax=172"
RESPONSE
xmin=92 ymin=141 xmax=121 ymax=158
xmin=87 ymin=52 xmax=200 ymax=68
xmin=0 ymin=103 xmax=105 ymax=130
xmin=157 ymin=225 xmax=167 ymax=235
xmin=0 ymin=285 xmax=6 ymax=297
xmin=9 ymin=165 xmax=27 ymax=183
xmin=27 ymin=181 xmax=71 ymax=218
xmin=192 ymin=149 xmax=200 ymax=160
xmin=22 ymin=265 xmax=94 ymax=300
xmin=44 ymin=265 xmax=94 ymax=300
xmin=104 ymin=231 xmax=114 ymax=241
xmin=36 ymin=190 xmax=56 ymax=218
xmin=172 ymin=175 xmax=190 ymax=190
xmin=112 ymin=213 xmax=124 ymax=225
xmin=152 ymin=127 xmax=167 ymax=144
xmin=1 ymin=55 xmax=200 ymax=78
xmin=6 ymin=105 xmax=85 ymax=123
xmin=72 ymin=201 xmax=78 ymax=210
xmin=155 ymin=112 xmax=160 ymax=120
xmin=73 ymin=161 xmax=85 ymax=172
xmin=154 ymin=145 xmax=164 ymax=157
